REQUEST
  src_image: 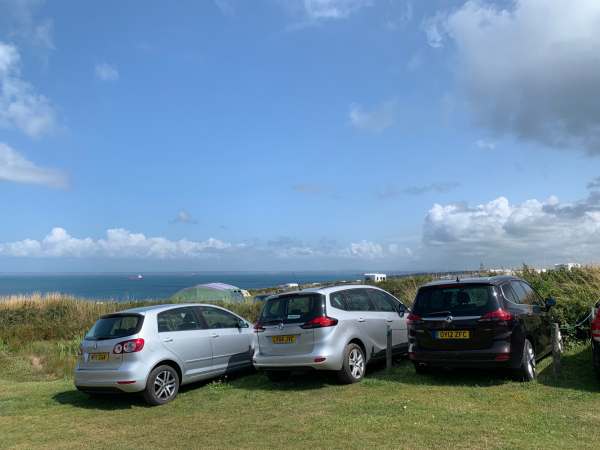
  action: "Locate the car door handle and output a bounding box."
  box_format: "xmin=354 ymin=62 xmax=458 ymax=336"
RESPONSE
xmin=385 ymin=319 xmax=394 ymax=323
xmin=163 ymin=338 xmax=173 ymax=343
xmin=211 ymin=333 xmax=219 ymax=338
xmin=357 ymin=318 xmax=365 ymax=322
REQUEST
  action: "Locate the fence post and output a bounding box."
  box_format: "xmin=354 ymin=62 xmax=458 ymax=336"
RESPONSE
xmin=386 ymin=324 xmax=392 ymax=372
xmin=552 ymin=323 xmax=561 ymax=377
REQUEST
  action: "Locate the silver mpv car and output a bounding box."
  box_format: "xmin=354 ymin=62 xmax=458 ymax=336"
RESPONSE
xmin=253 ymin=285 xmax=408 ymax=383
xmin=75 ymin=304 xmax=255 ymax=405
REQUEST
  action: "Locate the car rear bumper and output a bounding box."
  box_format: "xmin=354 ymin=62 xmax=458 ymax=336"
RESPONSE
xmin=74 ymin=366 xmax=147 ymax=393
xmin=253 ymin=348 xmax=344 ymax=371
xmin=408 ymin=341 xmax=519 ymax=368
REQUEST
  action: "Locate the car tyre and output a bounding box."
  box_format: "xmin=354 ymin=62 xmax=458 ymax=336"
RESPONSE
xmin=265 ymin=370 xmax=290 ymax=382
xmin=337 ymin=343 xmax=366 ymax=384
xmin=593 ymin=343 xmax=600 ymax=379
xmin=515 ymin=338 xmax=536 ymax=382
xmin=143 ymin=365 xmax=180 ymax=406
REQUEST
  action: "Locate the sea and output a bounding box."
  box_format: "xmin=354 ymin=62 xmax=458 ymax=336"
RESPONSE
xmin=0 ymin=272 xmax=406 ymax=301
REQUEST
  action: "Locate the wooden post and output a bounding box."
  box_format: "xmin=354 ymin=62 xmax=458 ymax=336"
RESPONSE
xmin=386 ymin=324 xmax=392 ymax=372
xmin=552 ymin=323 xmax=561 ymax=377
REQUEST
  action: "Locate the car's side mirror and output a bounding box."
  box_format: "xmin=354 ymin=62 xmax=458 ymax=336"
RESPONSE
xmin=237 ymin=319 xmax=249 ymax=328
xmin=545 ymin=297 xmax=556 ymax=309
xmin=397 ymin=304 xmax=407 ymax=318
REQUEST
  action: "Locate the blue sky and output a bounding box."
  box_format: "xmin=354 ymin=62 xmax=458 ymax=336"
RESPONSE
xmin=1 ymin=0 xmax=600 ymax=272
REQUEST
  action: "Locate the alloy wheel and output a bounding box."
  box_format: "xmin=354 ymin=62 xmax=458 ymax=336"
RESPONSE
xmin=525 ymin=340 xmax=536 ymax=379
xmin=154 ymin=370 xmax=177 ymax=400
xmin=348 ymin=348 xmax=365 ymax=379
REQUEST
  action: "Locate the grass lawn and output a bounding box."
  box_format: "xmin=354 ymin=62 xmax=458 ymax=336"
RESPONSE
xmin=1 ymin=345 xmax=600 ymax=450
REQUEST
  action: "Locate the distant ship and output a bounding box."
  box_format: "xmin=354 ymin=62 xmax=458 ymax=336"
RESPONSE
xmin=128 ymin=274 xmax=144 ymax=280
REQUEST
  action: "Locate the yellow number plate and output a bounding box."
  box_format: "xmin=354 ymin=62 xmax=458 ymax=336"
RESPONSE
xmin=272 ymin=335 xmax=296 ymax=344
xmin=436 ymin=330 xmax=470 ymax=339
xmin=90 ymin=352 xmax=109 ymax=361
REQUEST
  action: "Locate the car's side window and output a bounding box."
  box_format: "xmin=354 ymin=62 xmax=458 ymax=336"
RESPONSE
xmin=199 ymin=307 xmax=240 ymax=329
xmin=345 ymin=289 xmax=374 ymax=312
xmin=367 ymin=289 xmax=397 ymax=312
xmin=157 ymin=307 xmax=202 ymax=332
xmin=501 ymin=283 xmax=520 ymax=304
xmin=330 ymin=291 xmax=347 ymax=310
xmin=510 ymin=281 xmax=528 ymax=304
xmin=519 ymin=282 xmax=544 ymax=307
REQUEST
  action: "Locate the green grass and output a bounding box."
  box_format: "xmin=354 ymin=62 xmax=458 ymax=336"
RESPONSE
xmin=1 ymin=345 xmax=599 ymax=449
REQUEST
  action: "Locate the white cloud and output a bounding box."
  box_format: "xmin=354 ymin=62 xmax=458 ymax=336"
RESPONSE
xmin=430 ymin=0 xmax=600 ymax=155
xmin=214 ymin=0 xmax=235 ymax=17
xmin=95 ymin=63 xmax=119 ymax=82
xmin=171 ymin=209 xmax=197 ymax=224
xmin=422 ymin=189 xmax=600 ymax=265
xmin=0 ymin=41 xmax=56 ymax=137
xmin=0 ymin=227 xmax=232 ymax=259
xmin=0 ymin=0 xmax=55 ymax=51
xmin=475 ymin=139 xmax=495 ymax=150
xmin=349 ymin=99 xmax=396 ymax=133
xmin=303 ymin=0 xmax=372 ymax=20
xmin=0 ymin=142 xmax=66 ymax=188
xmin=349 ymin=240 xmax=384 ymax=259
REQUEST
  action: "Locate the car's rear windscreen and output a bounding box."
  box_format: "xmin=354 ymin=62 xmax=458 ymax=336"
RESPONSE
xmin=413 ymin=284 xmax=498 ymax=317
xmin=259 ymin=293 xmax=325 ymax=324
xmin=85 ymin=314 xmax=144 ymax=340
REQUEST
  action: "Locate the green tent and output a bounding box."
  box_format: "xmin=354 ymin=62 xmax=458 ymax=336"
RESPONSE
xmin=170 ymin=283 xmax=246 ymax=303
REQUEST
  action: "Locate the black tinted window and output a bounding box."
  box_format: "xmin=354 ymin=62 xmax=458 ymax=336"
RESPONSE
xmin=158 ymin=307 xmax=201 ymax=332
xmin=259 ymin=294 xmax=325 ymax=324
xmin=345 ymin=289 xmax=373 ymax=311
xmin=368 ymin=289 xmax=397 ymax=312
xmin=501 ymin=283 xmax=520 ymax=304
xmin=510 ymin=281 xmax=528 ymax=304
xmin=330 ymin=292 xmax=347 ymax=310
xmin=413 ymin=284 xmax=498 ymax=316
xmin=200 ymin=307 xmax=240 ymax=329
xmin=85 ymin=314 xmax=143 ymax=340
xmin=519 ymin=282 xmax=544 ymax=306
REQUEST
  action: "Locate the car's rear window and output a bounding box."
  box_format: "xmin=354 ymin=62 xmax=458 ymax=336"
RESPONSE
xmin=85 ymin=314 xmax=143 ymax=340
xmin=259 ymin=293 xmax=325 ymax=324
xmin=413 ymin=284 xmax=498 ymax=317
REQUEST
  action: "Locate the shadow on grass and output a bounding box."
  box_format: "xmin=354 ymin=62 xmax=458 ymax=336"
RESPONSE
xmin=53 ymin=390 xmax=149 ymax=410
xmin=368 ymin=357 xmax=512 ymax=387
xmin=230 ymin=369 xmax=333 ymax=392
xmin=537 ymin=344 xmax=600 ymax=393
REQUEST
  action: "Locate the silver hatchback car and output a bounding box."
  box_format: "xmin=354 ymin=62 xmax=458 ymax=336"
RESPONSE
xmin=253 ymin=285 xmax=408 ymax=383
xmin=74 ymin=303 xmax=255 ymax=405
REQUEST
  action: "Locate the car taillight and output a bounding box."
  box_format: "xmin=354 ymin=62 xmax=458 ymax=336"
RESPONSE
xmin=300 ymin=316 xmax=338 ymax=329
xmin=113 ymin=338 xmax=144 ymax=354
xmin=407 ymin=313 xmax=422 ymax=324
xmin=591 ymin=309 xmax=600 ymax=341
xmin=253 ymin=322 xmax=265 ymax=332
xmin=479 ymin=309 xmax=513 ymax=323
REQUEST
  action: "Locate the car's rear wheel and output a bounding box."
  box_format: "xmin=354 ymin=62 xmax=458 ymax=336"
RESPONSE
xmin=265 ymin=370 xmax=290 ymax=382
xmin=337 ymin=343 xmax=365 ymax=384
xmin=515 ymin=338 xmax=536 ymax=382
xmin=143 ymin=365 xmax=180 ymax=406
xmin=593 ymin=343 xmax=600 ymax=379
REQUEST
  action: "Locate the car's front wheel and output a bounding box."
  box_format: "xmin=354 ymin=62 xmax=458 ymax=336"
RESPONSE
xmin=337 ymin=343 xmax=366 ymax=384
xmin=143 ymin=365 xmax=180 ymax=406
xmin=515 ymin=338 xmax=536 ymax=382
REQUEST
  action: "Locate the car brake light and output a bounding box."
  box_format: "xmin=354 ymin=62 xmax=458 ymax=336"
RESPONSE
xmin=479 ymin=309 xmax=513 ymax=322
xmin=300 ymin=316 xmax=338 ymax=329
xmin=253 ymin=322 xmax=265 ymax=332
xmin=113 ymin=338 xmax=144 ymax=354
xmin=592 ymin=310 xmax=600 ymax=341
xmin=407 ymin=313 xmax=422 ymax=323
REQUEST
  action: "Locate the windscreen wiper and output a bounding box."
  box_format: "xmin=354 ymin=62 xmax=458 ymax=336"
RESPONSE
xmin=423 ymin=310 xmax=452 ymax=317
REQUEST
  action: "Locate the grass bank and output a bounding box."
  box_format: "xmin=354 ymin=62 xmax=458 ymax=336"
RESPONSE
xmin=1 ymin=344 xmax=599 ymax=449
